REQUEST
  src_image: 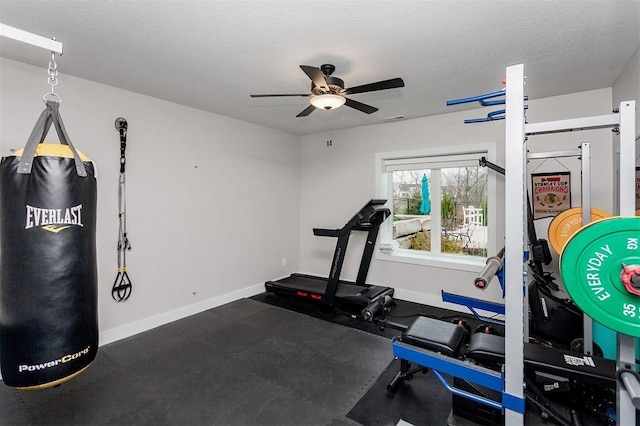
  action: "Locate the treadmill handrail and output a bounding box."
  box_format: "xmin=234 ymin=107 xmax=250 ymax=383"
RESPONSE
xmin=313 ymin=200 xmax=390 ymax=238
xmin=313 ymin=228 xmax=345 ymax=237
xmin=310 ymin=199 xmax=391 ymax=307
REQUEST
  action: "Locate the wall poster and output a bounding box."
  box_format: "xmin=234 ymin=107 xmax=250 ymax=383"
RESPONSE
xmin=531 ymin=172 xmax=571 ymax=219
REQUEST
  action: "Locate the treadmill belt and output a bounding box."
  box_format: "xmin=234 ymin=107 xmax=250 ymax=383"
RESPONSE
xmin=269 ymin=274 xmax=390 ymax=298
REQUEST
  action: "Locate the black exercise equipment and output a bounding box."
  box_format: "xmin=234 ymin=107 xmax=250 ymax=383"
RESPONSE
xmin=387 ymin=204 xmax=616 ymax=425
xmin=265 ymin=199 xmax=394 ymax=317
xmin=112 ymin=117 xmax=132 ymax=302
xmin=388 ymin=315 xmax=616 ymax=425
xmin=480 ymin=157 xmax=583 ymax=347
xmin=0 ymin=101 xmax=98 ymax=389
xmin=528 ymin=280 xmax=584 ymax=346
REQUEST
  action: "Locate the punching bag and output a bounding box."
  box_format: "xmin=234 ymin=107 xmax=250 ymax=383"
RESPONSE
xmin=0 ymin=101 xmax=98 ymax=389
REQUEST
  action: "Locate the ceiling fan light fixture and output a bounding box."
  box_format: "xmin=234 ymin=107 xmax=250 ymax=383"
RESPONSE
xmin=310 ymin=94 xmax=346 ymax=110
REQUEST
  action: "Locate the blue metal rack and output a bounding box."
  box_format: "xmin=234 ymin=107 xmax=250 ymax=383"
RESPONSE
xmin=447 ymin=88 xmax=527 ymax=123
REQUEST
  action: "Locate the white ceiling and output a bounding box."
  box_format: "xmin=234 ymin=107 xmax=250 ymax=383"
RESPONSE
xmin=1 ymin=1 xmax=639 ymax=136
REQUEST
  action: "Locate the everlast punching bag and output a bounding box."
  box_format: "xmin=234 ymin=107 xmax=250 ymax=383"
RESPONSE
xmin=0 ymin=101 xmax=98 ymax=389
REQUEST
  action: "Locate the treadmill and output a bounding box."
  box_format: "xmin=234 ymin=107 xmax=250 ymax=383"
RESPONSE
xmin=265 ymin=199 xmax=394 ymax=315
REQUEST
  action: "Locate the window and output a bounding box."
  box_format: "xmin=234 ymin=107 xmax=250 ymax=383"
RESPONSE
xmin=375 ymin=144 xmax=496 ymax=270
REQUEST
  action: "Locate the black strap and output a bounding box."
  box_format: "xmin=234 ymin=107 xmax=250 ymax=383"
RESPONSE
xmin=112 ymin=117 xmax=132 ymax=302
xmin=112 ymin=271 xmax=132 ymax=302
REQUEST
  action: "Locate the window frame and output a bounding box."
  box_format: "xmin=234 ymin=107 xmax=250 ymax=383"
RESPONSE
xmin=375 ymin=143 xmax=497 ymax=272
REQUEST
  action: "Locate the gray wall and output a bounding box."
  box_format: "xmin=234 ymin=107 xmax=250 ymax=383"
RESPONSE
xmin=299 ymin=86 xmax=615 ymax=308
xmin=0 ymin=58 xmax=301 ymax=344
xmin=0 ymin=55 xmax=636 ymax=344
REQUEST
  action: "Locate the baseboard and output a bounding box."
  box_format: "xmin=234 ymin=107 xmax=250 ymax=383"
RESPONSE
xmin=99 ymin=282 xmax=265 ymax=346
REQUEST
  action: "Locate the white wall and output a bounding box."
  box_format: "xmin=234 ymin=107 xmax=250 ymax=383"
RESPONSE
xmin=0 ymin=54 xmax=629 ymax=344
xmin=0 ymin=58 xmax=301 ymax=344
xmin=613 ymin=45 xmax=640 ymax=130
xmin=300 ymin=87 xmax=614 ymax=309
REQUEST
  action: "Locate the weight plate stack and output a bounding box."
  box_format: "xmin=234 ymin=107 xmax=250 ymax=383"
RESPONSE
xmin=548 ymin=207 xmax=612 ymax=255
xmin=560 ymin=216 xmax=640 ymax=337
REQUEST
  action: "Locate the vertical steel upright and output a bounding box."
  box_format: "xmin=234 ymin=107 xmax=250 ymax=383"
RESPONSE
xmin=507 ymin=62 xmax=637 ymax=424
xmin=580 ymin=142 xmax=594 ymax=355
xmin=617 ymin=100 xmax=637 ymax=426
xmin=503 ymin=63 xmax=526 ymax=424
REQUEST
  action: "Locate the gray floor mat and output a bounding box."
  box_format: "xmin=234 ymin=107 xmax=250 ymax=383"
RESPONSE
xmin=1 ymin=298 xmax=392 ymax=425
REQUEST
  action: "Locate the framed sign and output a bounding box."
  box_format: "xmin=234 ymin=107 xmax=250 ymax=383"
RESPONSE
xmin=531 ymin=172 xmax=571 ymax=219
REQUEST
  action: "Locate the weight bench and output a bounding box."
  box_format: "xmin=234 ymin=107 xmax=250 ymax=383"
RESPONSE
xmin=388 ymin=316 xmax=505 ymax=393
xmin=388 ymin=315 xmax=619 ymax=424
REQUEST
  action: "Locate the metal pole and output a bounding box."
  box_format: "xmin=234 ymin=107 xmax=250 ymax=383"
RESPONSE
xmin=580 ymin=142 xmax=594 ymax=355
xmin=616 ymin=100 xmax=637 ymax=426
xmin=504 ymin=63 xmax=526 ymax=424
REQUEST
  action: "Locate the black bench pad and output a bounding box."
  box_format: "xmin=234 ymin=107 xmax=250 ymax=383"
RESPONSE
xmin=468 ymin=332 xmax=505 ymax=364
xmin=402 ymin=316 xmax=466 ymax=357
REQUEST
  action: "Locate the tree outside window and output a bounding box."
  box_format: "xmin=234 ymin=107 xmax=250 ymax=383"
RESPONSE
xmin=390 ymin=165 xmax=488 ymax=258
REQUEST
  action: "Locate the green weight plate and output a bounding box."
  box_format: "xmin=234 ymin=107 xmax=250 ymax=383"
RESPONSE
xmin=560 ymin=216 xmax=640 ymax=337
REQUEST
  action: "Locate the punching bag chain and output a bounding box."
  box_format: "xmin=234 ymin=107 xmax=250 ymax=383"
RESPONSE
xmin=47 ymin=52 xmax=58 ymax=92
xmin=43 ymin=50 xmax=62 ymax=104
xmin=112 ymin=117 xmax=132 ymax=301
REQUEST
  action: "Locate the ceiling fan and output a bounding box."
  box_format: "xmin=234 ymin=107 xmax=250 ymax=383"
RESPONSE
xmin=250 ymin=64 xmax=405 ymax=117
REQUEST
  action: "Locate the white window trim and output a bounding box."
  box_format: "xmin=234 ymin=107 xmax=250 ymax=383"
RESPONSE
xmin=375 ymin=143 xmax=497 ymax=271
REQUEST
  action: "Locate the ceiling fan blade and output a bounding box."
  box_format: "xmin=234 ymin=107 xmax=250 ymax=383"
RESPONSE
xmin=250 ymin=94 xmax=311 ymax=97
xmin=345 ymin=77 xmax=405 ymax=95
xmin=300 ymin=65 xmax=329 ymax=91
xmin=296 ymin=104 xmax=316 ymax=117
xmin=344 ymin=98 xmax=378 ymax=114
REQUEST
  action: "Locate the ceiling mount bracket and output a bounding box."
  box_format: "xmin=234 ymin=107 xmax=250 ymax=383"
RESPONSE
xmin=320 ymin=64 xmax=335 ymax=76
xmin=0 ymin=23 xmax=63 ymax=54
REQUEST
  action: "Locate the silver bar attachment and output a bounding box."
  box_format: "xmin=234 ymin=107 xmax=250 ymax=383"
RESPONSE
xmin=525 ymin=113 xmax=619 ymax=136
xmin=527 ymin=149 xmax=582 ymax=160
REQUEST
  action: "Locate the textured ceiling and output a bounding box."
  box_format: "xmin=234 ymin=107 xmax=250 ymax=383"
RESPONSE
xmin=1 ymin=0 xmax=639 ymax=136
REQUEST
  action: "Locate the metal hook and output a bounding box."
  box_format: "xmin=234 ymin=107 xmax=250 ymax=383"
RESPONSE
xmin=43 ymin=50 xmax=61 ymax=103
xmin=115 ymin=117 xmax=128 ymax=132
